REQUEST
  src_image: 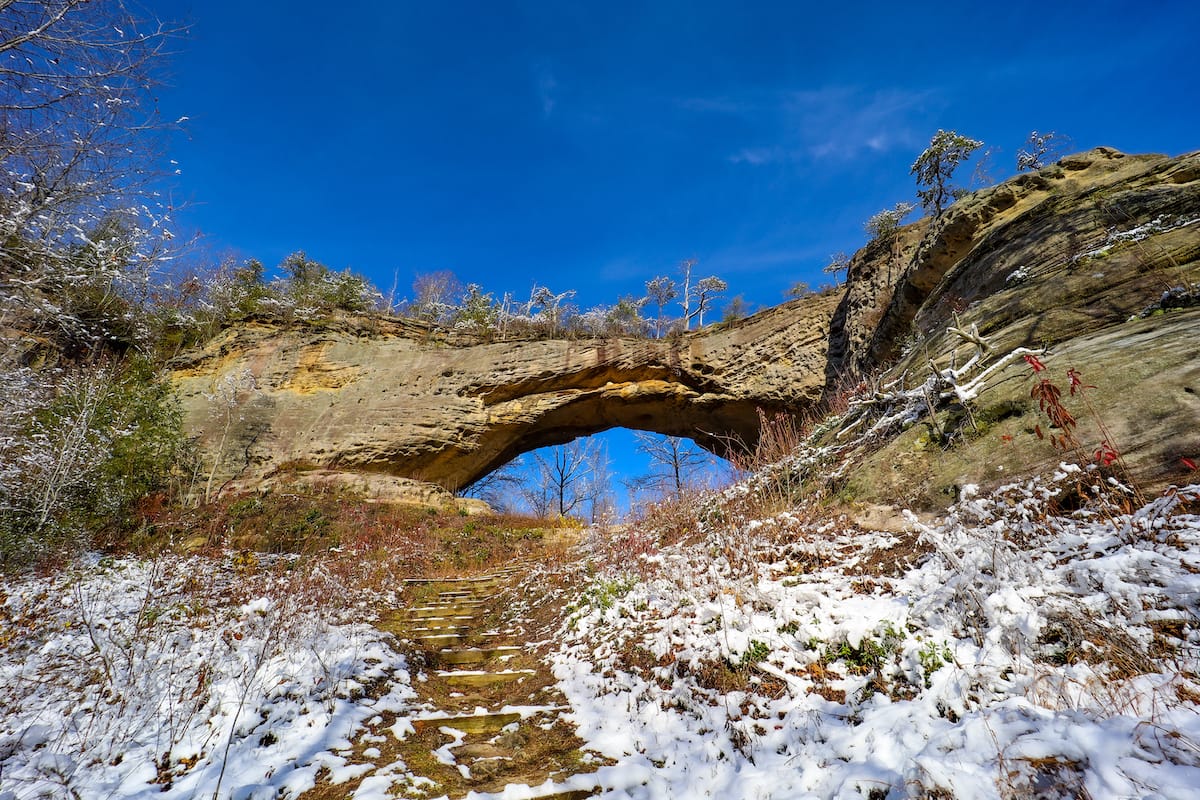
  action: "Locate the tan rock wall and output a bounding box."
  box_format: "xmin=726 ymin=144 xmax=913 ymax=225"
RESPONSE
xmin=175 ymin=148 xmax=1200 ymax=502
xmin=173 ymin=293 xmax=841 ymax=495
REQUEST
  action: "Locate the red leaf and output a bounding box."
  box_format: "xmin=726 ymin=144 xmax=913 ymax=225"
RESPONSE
xmin=1183 ymin=457 xmax=1198 ymax=471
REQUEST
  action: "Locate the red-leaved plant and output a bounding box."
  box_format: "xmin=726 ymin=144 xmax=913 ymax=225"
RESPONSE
xmin=1023 ymin=355 xmax=1144 ymax=505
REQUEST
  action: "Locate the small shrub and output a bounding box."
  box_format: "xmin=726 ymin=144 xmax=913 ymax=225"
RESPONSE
xmin=917 ymin=640 xmax=953 ymax=687
xmin=739 ymin=639 xmax=771 ymax=667
xmin=823 ymin=623 xmax=905 ymax=675
xmin=1 ymin=356 xmax=190 ymax=569
xmin=580 ymin=575 xmax=638 ymax=612
xmin=864 ymin=202 xmax=916 ymax=245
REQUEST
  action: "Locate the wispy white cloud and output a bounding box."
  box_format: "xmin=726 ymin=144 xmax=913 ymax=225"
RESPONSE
xmin=728 ymin=147 xmax=782 ymax=166
xmin=788 ymin=87 xmax=934 ymax=162
xmin=683 ymin=85 xmax=938 ymax=166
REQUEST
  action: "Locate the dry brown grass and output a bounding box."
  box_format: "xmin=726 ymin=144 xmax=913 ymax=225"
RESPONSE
xmin=135 ymin=490 xmax=555 ymax=583
xmin=729 ymin=408 xmax=808 ymax=475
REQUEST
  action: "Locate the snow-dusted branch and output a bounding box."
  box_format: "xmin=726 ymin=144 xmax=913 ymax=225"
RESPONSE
xmin=838 ymin=325 xmax=1040 ymax=441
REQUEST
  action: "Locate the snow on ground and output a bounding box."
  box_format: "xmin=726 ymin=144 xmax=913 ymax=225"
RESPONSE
xmin=0 ymin=553 xmax=417 ymax=800
xmin=3 ymin=473 xmax=1198 ymax=799
xmin=550 ymin=473 xmax=1200 ymax=799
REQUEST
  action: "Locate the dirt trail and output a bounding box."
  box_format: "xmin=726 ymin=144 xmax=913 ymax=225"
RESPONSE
xmin=301 ymin=563 xmax=603 ymax=799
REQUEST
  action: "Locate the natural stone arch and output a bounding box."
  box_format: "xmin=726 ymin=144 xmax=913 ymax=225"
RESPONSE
xmin=427 ymin=371 xmax=766 ymax=491
xmin=172 ymin=294 xmax=842 ymax=497
xmin=169 ymin=148 xmax=1200 ymax=505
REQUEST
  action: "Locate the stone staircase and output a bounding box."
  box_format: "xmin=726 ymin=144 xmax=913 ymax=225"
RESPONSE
xmin=302 ymin=566 xmax=603 ymax=798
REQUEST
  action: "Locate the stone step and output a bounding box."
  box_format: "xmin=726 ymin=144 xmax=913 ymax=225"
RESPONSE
xmin=414 ymin=633 xmax=464 ymax=646
xmin=408 ymin=626 xmax=472 ymax=637
xmin=411 ymin=711 xmax=521 ymax=735
xmin=439 ymin=669 xmax=536 ymax=688
xmin=408 ymin=616 xmax=476 ymax=629
xmin=438 ymin=595 xmax=479 ymax=604
xmin=415 ymin=631 xmax=513 ymax=647
xmin=408 ymin=604 xmax=482 ymax=618
xmin=435 ymin=646 xmax=522 ymax=666
xmin=403 ymin=573 xmax=513 ymax=586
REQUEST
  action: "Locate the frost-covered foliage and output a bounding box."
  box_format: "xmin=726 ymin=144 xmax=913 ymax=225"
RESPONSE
xmin=864 ymin=201 xmax=916 ymax=244
xmin=911 ymin=130 xmax=984 ymax=214
xmin=196 ymin=253 xmax=381 ymax=326
xmin=0 ymin=553 xmax=415 ymax=799
xmin=1016 ymin=130 xmax=1070 ymax=172
xmin=551 ymin=474 xmax=1200 ymax=798
xmin=0 ymin=356 xmax=187 ymax=568
xmin=1 ymin=1 xmax=182 ymax=353
xmin=395 ymin=262 xmax=728 ymax=341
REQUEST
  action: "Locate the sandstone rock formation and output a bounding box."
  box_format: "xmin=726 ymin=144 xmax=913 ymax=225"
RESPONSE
xmin=826 ymin=147 xmax=1200 ymax=506
xmin=175 ymin=148 xmax=1199 ymax=504
xmin=173 ymin=292 xmax=841 ymax=496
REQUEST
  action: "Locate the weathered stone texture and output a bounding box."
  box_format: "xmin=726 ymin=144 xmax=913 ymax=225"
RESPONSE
xmin=175 ymin=148 xmax=1200 ymax=501
xmin=173 ymin=292 xmax=841 ymax=494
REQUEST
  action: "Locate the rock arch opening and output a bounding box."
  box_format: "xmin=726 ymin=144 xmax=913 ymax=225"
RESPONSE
xmin=173 ymin=298 xmax=836 ymax=500
xmin=460 ymin=428 xmax=733 ymax=518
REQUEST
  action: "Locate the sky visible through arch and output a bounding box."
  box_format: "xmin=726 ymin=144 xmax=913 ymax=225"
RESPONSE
xmin=152 ymin=0 xmax=1200 ymax=509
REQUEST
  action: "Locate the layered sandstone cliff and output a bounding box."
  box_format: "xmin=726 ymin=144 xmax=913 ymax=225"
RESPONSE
xmin=174 ymin=147 xmax=1200 ymax=505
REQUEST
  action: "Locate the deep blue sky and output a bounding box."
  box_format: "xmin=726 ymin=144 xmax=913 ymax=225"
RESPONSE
xmin=155 ymin=0 xmax=1199 ymax=312
xmin=151 ymin=0 xmax=1199 ymax=510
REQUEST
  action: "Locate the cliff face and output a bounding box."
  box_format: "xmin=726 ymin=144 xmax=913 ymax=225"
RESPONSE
xmin=172 ymin=292 xmax=841 ymax=495
xmin=175 ymin=148 xmax=1200 ymax=503
xmin=826 ymin=147 xmax=1200 ymax=506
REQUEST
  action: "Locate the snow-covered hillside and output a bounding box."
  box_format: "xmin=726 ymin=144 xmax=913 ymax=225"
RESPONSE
xmin=2 ymin=472 xmax=1198 ymax=799
xmin=0 ymin=554 xmax=417 ymax=799
xmin=550 ymin=472 xmax=1200 ymax=798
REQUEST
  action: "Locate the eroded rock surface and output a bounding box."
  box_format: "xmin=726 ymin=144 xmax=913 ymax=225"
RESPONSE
xmin=174 ymin=293 xmax=840 ymax=495
xmin=175 ymin=148 xmax=1200 ymax=502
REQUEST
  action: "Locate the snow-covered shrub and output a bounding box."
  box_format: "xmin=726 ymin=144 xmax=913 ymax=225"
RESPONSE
xmin=184 ymin=253 xmax=382 ymax=342
xmin=864 ymin=201 xmax=916 ymax=244
xmin=271 ymin=251 xmax=381 ymax=318
xmin=0 ymin=553 xmax=413 ymax=799
xmin=0 ymin=356 xmax=188 ymax=569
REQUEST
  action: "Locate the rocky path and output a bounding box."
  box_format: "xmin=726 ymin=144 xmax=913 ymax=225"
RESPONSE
xmin=303 ymin=565 xmax=604 ymax=799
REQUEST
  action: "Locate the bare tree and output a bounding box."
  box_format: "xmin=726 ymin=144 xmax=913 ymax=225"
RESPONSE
xmin=688 ymin=275 xmax=727 ymax=328
xmin=821 ymin=251 xmax=851 ymax=283
xmin=644 ymin=275 xmax=677 ymax=337
xmin=406 ymin=270 xmax=462 ymax=323
xmin=581 ymin=441 xmax=616 ymax=524
xmin=458 ymin=456 xmax=524 ymax=511
xmin=721 ymin=294 xmax=750 ymax=324
xmin=633 ymin=432 xmax=713 ymax=497
xmin=522 ymin=439 xmax=597 ymax=519
xmin=677 ymin=259 xmax=697 ymax=330
xmin=524 ymin=285 xmax=576 ymax=337
xmin=1017 ymin=130 xmax=1071 ymax=172
xmin=1 ymin=1 xmax=183 ymax=344
xmin=675 ymin=260 xmax=726 ymax=330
